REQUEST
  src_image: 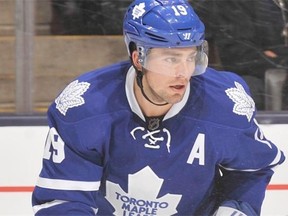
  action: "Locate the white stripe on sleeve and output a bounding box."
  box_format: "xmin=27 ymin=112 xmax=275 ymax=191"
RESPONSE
xmin=33 ymin=200 xmax=68 ymax=214
xmin=33 ymin=200 xmax=98 ymax=215
xmin=36 ymin=177 xmax=101 ymax=191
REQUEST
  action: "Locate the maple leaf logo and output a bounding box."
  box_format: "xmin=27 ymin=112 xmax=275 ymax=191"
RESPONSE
xmin=55 ymin=80 xmax=90 ymax=115
xmin=225 ymin=81 xmax=255 ymax=122
xmin=132 ymin=2 xmax=146 ymax=20
xmin=105 ymin=166 xmax=182 ymax=215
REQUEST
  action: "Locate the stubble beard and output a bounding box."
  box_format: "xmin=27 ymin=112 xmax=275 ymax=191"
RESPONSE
xmin=148 ymin=86 xmax=185 ymax=105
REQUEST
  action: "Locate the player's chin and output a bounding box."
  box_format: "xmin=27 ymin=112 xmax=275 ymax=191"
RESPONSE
xmin=166 ymin=94 xmax=185 ymax=104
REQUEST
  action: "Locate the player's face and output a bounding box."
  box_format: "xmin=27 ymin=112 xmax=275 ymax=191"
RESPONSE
xmin=141 ymin=47 xmax=196 ymax=104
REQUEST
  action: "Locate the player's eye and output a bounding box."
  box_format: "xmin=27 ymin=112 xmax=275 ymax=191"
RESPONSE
xmin=164 ymin=57 xmax=179 ymax=63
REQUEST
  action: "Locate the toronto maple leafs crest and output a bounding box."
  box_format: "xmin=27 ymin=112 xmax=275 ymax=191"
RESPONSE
xmin=55 ymin=80 xmax=90 ymax=115
xmin=225 ymin=81 xmax=255 ymax=122
xmin=132 ymin=2 xmax=146 ymax=20
xmin=106 ymin=166 xmax=182 ymax=215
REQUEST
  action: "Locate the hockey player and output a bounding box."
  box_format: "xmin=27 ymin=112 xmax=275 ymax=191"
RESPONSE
xmin=32 ymin=0 xmax=285 ymax=215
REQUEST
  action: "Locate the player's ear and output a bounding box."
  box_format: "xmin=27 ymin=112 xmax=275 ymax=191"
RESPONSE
xmin=131 ymin=50 xmax=142 ymax=71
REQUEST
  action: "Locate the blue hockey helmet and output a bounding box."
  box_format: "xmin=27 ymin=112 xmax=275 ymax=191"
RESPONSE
xmin=123 ymin=0 xmax=208 ymax=75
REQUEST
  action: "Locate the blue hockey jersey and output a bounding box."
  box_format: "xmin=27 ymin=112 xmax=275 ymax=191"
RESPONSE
xmin=32 ymin=61 xmax=285 ymax=215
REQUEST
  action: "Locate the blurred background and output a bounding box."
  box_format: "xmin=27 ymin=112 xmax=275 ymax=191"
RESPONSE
xmin=0 ymin=0 xmax=131 ymax=114
xmin=0 ymin=0 xmax=287 ymax=114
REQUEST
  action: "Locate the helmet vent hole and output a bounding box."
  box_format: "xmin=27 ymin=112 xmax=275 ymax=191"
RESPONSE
xmin=145 ymin=32 xmax=168 ymax=42
xmin=177 ymin=28 xmax=191 ymax=31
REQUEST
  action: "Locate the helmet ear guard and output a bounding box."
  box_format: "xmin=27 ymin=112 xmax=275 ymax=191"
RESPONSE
xmin=130 ymin=48 xmax=143 ymax=71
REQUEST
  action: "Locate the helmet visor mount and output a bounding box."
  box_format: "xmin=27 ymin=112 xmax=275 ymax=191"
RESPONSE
xmin=137 ymin=40 xmax=208 ymax=77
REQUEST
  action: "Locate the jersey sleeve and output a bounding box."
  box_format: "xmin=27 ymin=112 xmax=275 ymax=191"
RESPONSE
xmin=32 ymin=106 xmax=109 ymax=215
xmin=31 ymin=62 xmax=130 ymax=215
xmin=214 ymin=117 xmax=285 ymax=215
xmin=194 ymin=70 xmax=285 ymax=215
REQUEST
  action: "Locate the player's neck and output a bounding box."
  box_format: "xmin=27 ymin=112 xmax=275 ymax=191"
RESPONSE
xmin=134 ymin=78 xmax=172 ymax=117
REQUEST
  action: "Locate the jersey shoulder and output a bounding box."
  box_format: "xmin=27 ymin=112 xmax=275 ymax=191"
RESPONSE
xmin=48 ymin=61 xmax=132 ymax=123
xmin=187 ymin=67 xmax=256 ymax=129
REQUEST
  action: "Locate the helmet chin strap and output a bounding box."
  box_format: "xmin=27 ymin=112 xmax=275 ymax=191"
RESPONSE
xmin=135 ymin=68 xmax=169 ymax=107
